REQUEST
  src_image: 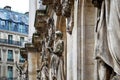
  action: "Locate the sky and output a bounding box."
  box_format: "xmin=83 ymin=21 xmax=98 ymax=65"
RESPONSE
xmin=0 ymin=0 xmax=29 ymax=13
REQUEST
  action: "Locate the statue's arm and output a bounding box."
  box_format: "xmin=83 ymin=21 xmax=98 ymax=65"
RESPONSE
xmin=16 ymin=61 xmax=22 ymax=71
xmin=54 ymin=40 xmax=64 ymax=54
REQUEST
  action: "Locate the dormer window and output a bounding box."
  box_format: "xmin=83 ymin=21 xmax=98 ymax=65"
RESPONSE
xmin=1 ymin=21 xmax=5 ymax=27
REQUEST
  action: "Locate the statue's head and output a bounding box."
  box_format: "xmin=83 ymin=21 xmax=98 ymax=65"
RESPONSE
xmin=55 ymin=30 xmax=63 ymax=39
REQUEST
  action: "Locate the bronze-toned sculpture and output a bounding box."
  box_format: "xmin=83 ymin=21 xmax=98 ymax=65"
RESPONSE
xmin=93 ymin=0 xmax=120 ymax=79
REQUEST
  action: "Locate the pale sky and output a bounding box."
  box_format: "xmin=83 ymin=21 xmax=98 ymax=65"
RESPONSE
xmin=0 ymin=0 xmax=29 ymax=13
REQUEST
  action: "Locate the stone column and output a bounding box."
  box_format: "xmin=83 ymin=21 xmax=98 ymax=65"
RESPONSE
xmin=67 ymin=0 xmax=96 ymax=80
xmin=76 ymin=0 xmax=96 ymax=80
xmin=67 ymin=0 xmax=78 ymax=80
xmin=26 ymin=43 xmax=37 ymax=80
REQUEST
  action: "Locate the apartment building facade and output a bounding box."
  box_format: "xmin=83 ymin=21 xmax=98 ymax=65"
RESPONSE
xmin=0 ymin=6 xmax=28 ymax=80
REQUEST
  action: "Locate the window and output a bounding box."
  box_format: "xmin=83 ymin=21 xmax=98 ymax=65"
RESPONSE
xmin=7 ymin=50 xmax=13 ymax=62
xmin=13 ymin=23 xmax=18 ymax=32
xmin=18 ymin=24 xmax=23 ymax=33
xmin=8 ymin=35 xmax=13 ymax=44
xmin=20 ymin=37 xmax=24 ymax=46
xmin=8 ymin=22 xmax=12 ymax=31
xmin=0 ymin=21 xmax=5 ymax=27
xmin=7 ymin=66 xmax=13 ymax=80
xmin=25 ymin=26 xmax=28 ymax=34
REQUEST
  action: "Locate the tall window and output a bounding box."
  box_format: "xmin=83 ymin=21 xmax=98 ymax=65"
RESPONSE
xmin=20 ymin=37 xmax=24 ymax=46
xmin=13 ymin=23 xmax=18 ymax=32
xmin=7 ymin=50 xmax=13 ymax=62
xmin=7 ymin=66 xmax=13 ymax=80
xmin=0 ymin=21 xmax=5 ymax=27
xmin=8 ymin=21 xmax=12 ymax=31
xmin=19 ymin=24 xmax=23 ymax=33
xmin=8 ymin=35 xmax=13 ymax=44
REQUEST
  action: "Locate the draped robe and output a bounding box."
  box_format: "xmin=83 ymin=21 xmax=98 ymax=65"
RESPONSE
xmin=95 ymin=0 xmax=120 ymax=75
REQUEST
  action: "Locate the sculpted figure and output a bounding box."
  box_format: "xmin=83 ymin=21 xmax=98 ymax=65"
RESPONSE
xmin=62 ymin=1 xmax=74 ymax=34
xmin=47 ymin=31 xmax=64 ymax=80
xmin=40 ymin=57 xmax=49 ymax=80
xmin=16 ymin=62 xmax=23 ymax=80
xmin=47 ymin=18 xmax=55 ymax=47
xmin=16 ymin=60 xmax=28 ymax=80
xmin=92 ymin=0 xmax=120 ymax=79
xmin=53 ymin=0 xmax=63 ymax=16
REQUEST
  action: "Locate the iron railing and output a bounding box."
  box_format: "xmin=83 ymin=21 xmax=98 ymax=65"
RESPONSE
xmin=7 ymin=59 xmax=14 ymax=62
xmin=0 ymin=38 xmax=22 ymax=46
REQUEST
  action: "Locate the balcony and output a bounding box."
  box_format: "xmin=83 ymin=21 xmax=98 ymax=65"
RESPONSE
xmin=0 ymin=38 xmax=22 ymax=46
xmin=7 ymin=59 xmax=14 ymax=62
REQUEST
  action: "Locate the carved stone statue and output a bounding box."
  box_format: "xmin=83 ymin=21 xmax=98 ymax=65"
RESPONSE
xmin=93 ymin=0 xmax=120 ymax=79
xmin=47 ymin=18 xmax=55 ymax=47
xmin=16 ymin=60 xmax=28 ymax=80
xmin=40 ymin=57 xmax=49 ymax=80
xmin=47 ymin=31 xmax=64 ymax=80
xmin=53 ymin=0 xmax=63 ymax=16
xmin=62 ymin=1 xmax=74 ymax=34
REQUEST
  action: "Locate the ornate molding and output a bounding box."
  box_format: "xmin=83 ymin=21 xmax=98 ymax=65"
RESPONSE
xmin=62 ymin=1 xmax=72 ymax=17
xmin=32 ymin=32 xmax=42 ymax=48
xmin=2 ymin=47 xmax=7 ymax=52
xmin=53 ymin=3 xmax=62 ymax=16
xmin=14 ymin=49 xmax=19 ymax=54
xmin=34 ymin=10 xmax=49 ymax=33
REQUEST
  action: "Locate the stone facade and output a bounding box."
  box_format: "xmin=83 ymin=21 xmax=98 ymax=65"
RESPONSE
xmin=21 ymin=0 xmax=120 ymax=80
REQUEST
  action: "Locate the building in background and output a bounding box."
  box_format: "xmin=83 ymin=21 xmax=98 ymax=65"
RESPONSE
xmin=0 ymin=6 xmax=28 ymax=79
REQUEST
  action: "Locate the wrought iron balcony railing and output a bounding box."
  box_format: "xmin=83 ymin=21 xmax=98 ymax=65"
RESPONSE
xmin=0 ymin=38 xmax=22 ymax=46
xmin=7 ymin=59 xmax=14 ymax=62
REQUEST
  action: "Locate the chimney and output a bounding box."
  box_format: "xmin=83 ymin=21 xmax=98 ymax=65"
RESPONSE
xmin=4 ymin=6 xmax=11 ymax=11
xmin=25 ymin=12 xmax=29 ymax=16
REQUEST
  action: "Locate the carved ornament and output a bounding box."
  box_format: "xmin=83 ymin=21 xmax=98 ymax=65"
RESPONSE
xmin=62 ymin=1 xmax=72 ymax=17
